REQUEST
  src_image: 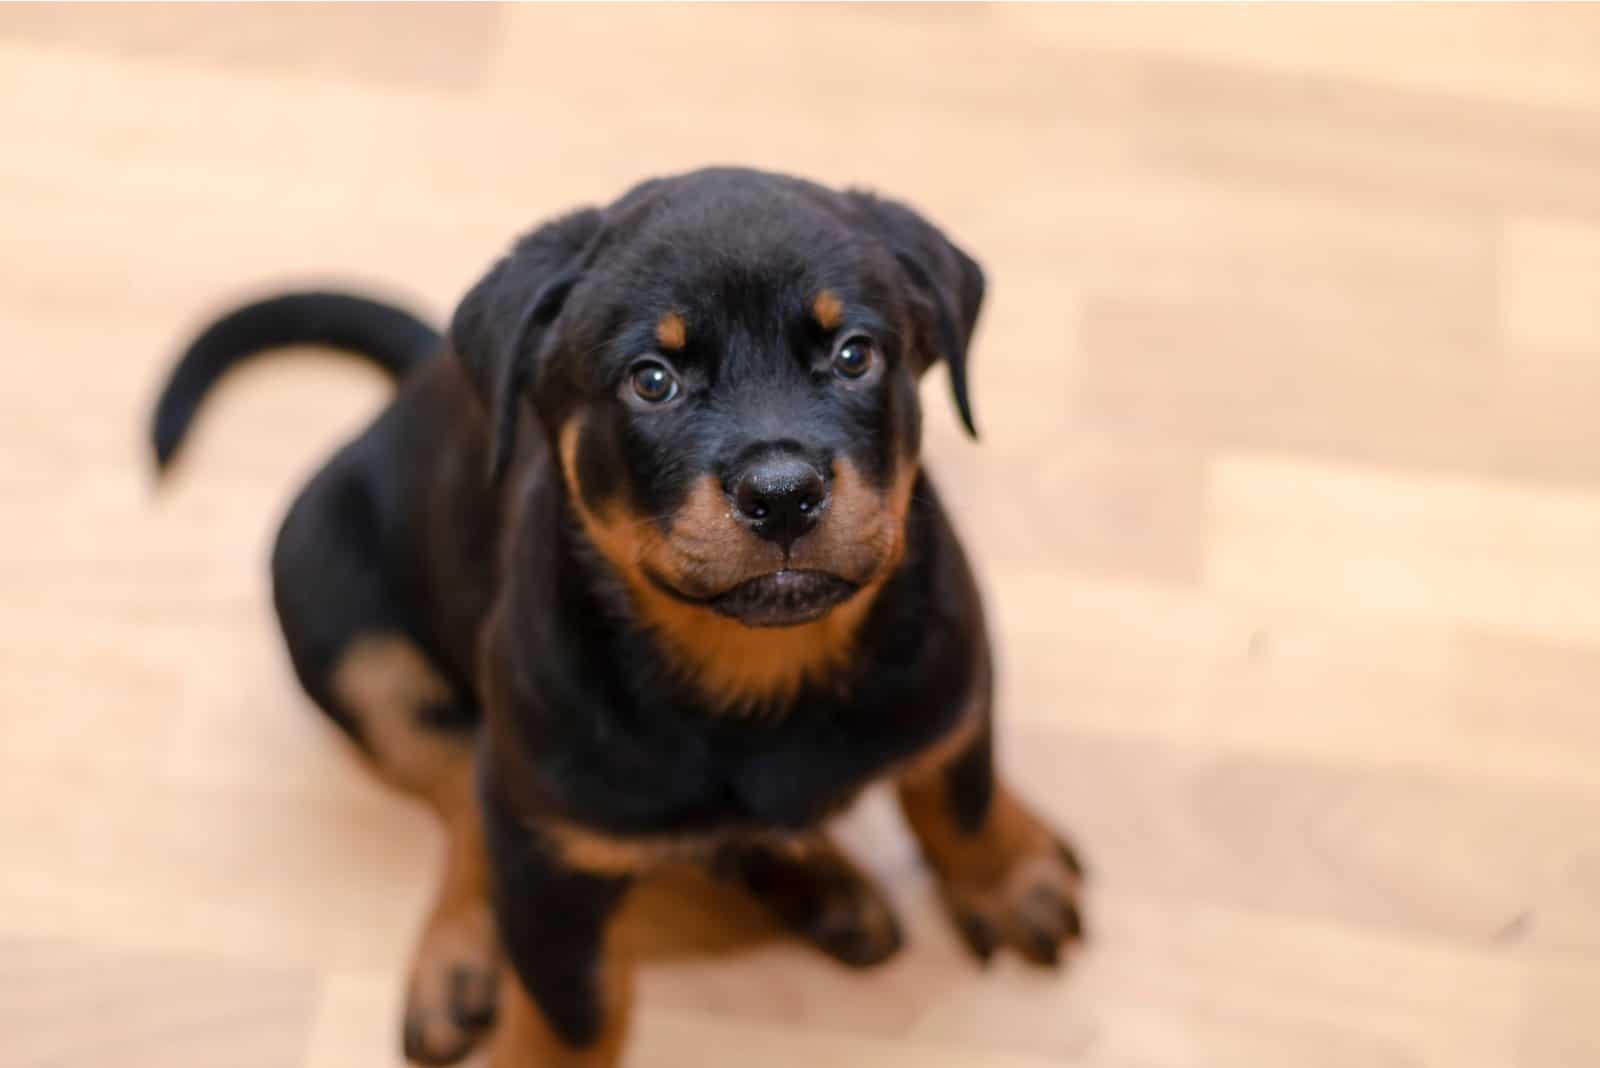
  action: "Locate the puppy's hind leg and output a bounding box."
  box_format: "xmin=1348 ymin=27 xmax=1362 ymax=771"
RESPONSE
xmin=272 ymin=460 xmax=495 ymax=1066
xmin=329 ymin=636 xmax=497 ymax=1066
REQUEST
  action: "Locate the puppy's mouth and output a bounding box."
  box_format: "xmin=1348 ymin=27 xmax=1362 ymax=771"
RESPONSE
xmin=647 ymin=568 xmax=860 ymax=628
xmin=710 ymin=570 xmax=860 ymax=627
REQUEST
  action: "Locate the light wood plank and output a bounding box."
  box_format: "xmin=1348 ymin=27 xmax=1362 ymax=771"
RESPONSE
xmin=6 ymin=5 xmax=1600 ymax=1066
xmin=1209 ymin=454 xmax=1600 ymax=641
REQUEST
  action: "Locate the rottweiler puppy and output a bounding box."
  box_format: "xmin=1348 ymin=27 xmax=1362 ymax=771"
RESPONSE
xmin=152 ymin=168 xmax=1083 ymax=1067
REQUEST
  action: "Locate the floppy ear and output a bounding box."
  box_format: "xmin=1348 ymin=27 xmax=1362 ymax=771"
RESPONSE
xmin=450 ymin=208 xmax=604 ymax=480
xmin=846 ymin=191 xmax=986 ymax=438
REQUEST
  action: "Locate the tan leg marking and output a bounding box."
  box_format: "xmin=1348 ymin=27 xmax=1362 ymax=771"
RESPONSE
xmin=331 ymin=636 xmax=499 ymax=1064
xmin=900 ymin=770 xmax=1084 ymax=967
xmin=404 ymin=804 xmax=498 ymax=1065
xmin=332 ymin=635 xmax=466 ymax=807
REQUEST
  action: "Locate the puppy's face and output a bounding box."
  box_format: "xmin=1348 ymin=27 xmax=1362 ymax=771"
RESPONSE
xmin=557 ymin=244 xmax=919 ymax=628
xmin=453 ymin=170 xmax=983 ymax=632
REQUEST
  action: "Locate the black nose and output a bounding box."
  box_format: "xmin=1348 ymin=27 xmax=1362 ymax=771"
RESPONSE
xmin=732 ymin=454 xmax=828 ymax=551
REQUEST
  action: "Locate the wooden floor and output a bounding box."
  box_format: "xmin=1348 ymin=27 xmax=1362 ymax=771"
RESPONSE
xmin=6 ymin=5 xmax=1600 ymax=1066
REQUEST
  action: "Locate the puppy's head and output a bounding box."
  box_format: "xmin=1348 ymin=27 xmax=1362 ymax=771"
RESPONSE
xmin=451 ymin=169 xmax=983 ymax=635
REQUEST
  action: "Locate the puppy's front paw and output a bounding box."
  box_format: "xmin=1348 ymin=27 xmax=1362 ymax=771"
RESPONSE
xmin=925 ymin=791 xmax=1085 ymax=968
xmin=803 ymin=872 xmax=905 ymax=969
xmin=944 ymin=836 xmax=1083 ymax=967
xmin=714 ymin=836 xmax=905 ymax=969
xmin=403 ymin=898 xmax=500 ymax=1066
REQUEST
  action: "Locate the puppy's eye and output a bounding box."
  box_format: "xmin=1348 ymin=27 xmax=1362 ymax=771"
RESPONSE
xmin=630 ymin=362 xmax=679 ymax=404
xmin=832 ymin=337 xmax=876 ymax=380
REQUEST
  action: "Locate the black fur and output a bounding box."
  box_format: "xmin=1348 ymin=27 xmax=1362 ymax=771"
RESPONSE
xmin=153 ymin=167 xmax=1022 ymax=1059
xmin=944 ymin=723 xmax=997 ymax=835
xmin=450 ymin=208 xmax=602 ymax=481
xmin=484 ymin=783 xmax=631 ymax=1048
xmin=152 ymin=291 xmax=440 ymax=470
xmin=845 ymin=190 xmax=985 ymax=437
xmin=479 ymin=469 xmax=985 ymax=834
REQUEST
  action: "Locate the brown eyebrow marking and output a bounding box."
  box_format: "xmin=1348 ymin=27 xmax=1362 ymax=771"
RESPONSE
xmin=812 ymin=290 xmax=844 ymax=330
xmin=655 ymin=311 xmax=687 ymax=351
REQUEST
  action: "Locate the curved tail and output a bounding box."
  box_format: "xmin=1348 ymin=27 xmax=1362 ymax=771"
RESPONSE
xmin=150 ymin=290 xmax=442 ymax=472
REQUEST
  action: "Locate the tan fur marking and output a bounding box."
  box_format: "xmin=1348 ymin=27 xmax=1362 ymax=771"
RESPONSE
xmin=623 ymin=581 xmax=870 ymax=713
xmin=332 ymin=635 xmax=500 ymax=1061
xmin=331 ymin=634 xmax=469 ymax=814
xmin=899 ymin=755 xmax=1083 ymax=962
xmin=812 ymin=290 xmax=844 ymax=330
xmin=649 ymin=470 xmax=754 ymax=566
xmin=559 ymin=418 xmax=916 ymax=711
xmin=900 ymin=778 xmax=1055 ymax=891
xmin=802 ymin=458 xmax=916 ymax=581
xmin=406 ymin=795 xmax=498 ymax=1062
xmin=654 ymin=311 xmax=687 ymax=351
xmin=898 ymin=643 xmax=1047 ymax=895
xmin=549 ymin=817 xmax=823 ymax=877
xmin=550 ymin=821 xmax=723 ymax=876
